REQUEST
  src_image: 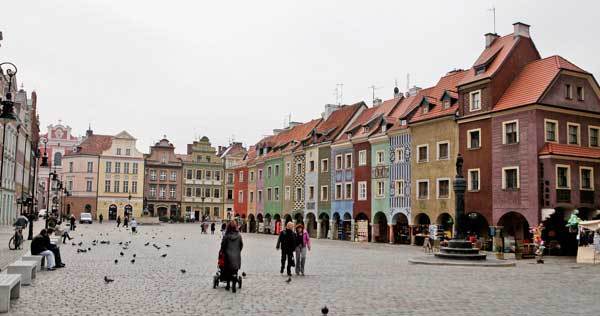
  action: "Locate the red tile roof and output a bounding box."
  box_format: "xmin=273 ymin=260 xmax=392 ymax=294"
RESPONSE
xmin=338 ymin=98 xmax=400 ymax=142
xmin=494 ymin=55 xmax=589 ymax=111
xmin=539 ymin=142 xmax=600 ymax=159
xmin=408 ymin=70 xmax=468 ymax=123
xmin=64 ymin=134 xmax=112 ymax=156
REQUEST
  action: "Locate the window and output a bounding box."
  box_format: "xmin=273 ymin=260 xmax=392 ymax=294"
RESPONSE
xmin=335 ymin=184 xmax=342 ymax=200
xmin=321 ymin=159 xmax=329 ymax=172
xmin=116 ymin=148 xmax=122 ymax=155
xmin=580 ymin=167 xmax=594 ymax=190
xmin=238 ymin=191 xmax=244 ymax=202
xmin=467 ymin=129 xmax=481 ymax=149
xmin=214 ymin=188 xmax=220 ymax=199
xmin=567 ymin=123 xmax=580 ymax=145
xmin=53 ymin=152 xmax=62 ymax=166
xmin=577 ymin=86 xmax=585 ymax=101
xmin=227 ymin=189 xmax=233 ymax=200
xmin=320 ymin=185 xmax=328 ymax=201
xmin=132 ymin=163 xmax=138 ymax=174
xmin=267 ymin=188 xmax=272 ymax=201
xmin=437 ymin=142 xmax=449 ymax=160
xmin=115 ymin=162 xmax=121 ymax=173
xmin=417 ymin=180 xmax=429 ymax=200
xmin=335 ymin=155 xmax=343 ymax=170
xmin=214 ymin=171 xmax=221 ymax=181
xmin=170 ymin=186 xmax=176 ymax=198
xmin=67 ymin=180 xmax=73 ymax=191
xmin=469 ymin=90 xmax=481 ymax=111
xmin=186 ymin=169 xmax=193 ymax=180
xmin=437 ymin=179 xmax=450 ymax=199
xmin=186 ymin=187 xmax=192 ymax=197
xmin=213 ymin=207 xmax=219 ymax=218
xmin=296 ymin=163 xmax=302 ymax=174
xmin=285 ymin=186 xmax=291 ymax=200
xmin=308 ymin=186 xmax=315 ymax=200
xmin=114 ymin=180 xmax=120 ymax=193
xmin=556 ymin=165 xmax=570 ymax=189
xmin=124 ymin=162 xmax=130 ymax=174
xmin=443 ymin=98 xmax=451 ymax=109
xmin=375 ymin=180 xmax=384 ymax=198
xmin=204 ymin=188 xmax=211 ymax=197
xmin=274 ymin=165 xmax=280 ymax=176
xmin=69 ymin=162 xmax=73 ymax=173
xmin=358 ymin=181 xmax=367 ymax=200
xmin=309 ymin=160 xmax=315 ymax=172
xmin=502 ymin=120 xmax=519 ymax=144
xmin=170 ymin=171 xmax=177 ymax=181
xmin=274 ymin=187 xmax=279 ymax=200
xmin=205 ymin=170 xmax=212 ymax=180
xmin=468 ymin=169 xmax=480 ymax=191
xmin=502 ymin=167 xmax=520 ymax=190
xmin=86 ymin=180 xmax=93 ymax=192
xmin=565 ymin=84 xmax=572 ymax=99
xmin=132 ymin=181 xmax=137 ymax=193
xmin=250 ymin=171 xmax=255 ymax=181
xmin=123 ymin=181 xmax=129 ymax=193
xmin=126 ymin=148 xmax=131 ymax=156
xmin=589 ymin=126 xmax=599 ymax=147
xmin=106 ymin=162 xmax=112 ymax=173
xmin=105 ymin=180 xmax=111 ymax=192
xmin=344 ymin=183 xmax=352 ymax=199
xmin=159 ymin=170 xmax=166 ymax=181
xmin=545 ymin=119 xmax=558 ymax=142
xmin=295 ymin=187 xmax=302 ymax=201
xmin=237 ymin=172 xmax=242 ymax=183
xmin=345 ymin=153 xmax=353 ymax=169
xmin=395 ymin=147 xmax=404 ymax=163
xmin=422 ymin=104 xmax=429 ymax=114
xmin=358 ymin=150 xmax=367 ymax=166
xmin=150 ymin=170 xmax=157 ymax=181
xmin=267 ymin=166 xmax=272 ymax=178
xmin=159 ymin=185 xmax=166 ymax=198
xmin=376 ymin=151 xmax=384 ymax=165
xmin=417 ymin=145 xmax=428 ymax=163
xmin=87 ymin=161 xmax=93 ymax=173
xmin=151 ymin=185 xmax=157 ymax=197
xmin=258 ymin=169 xmax=263 ymax=180
xmin=395 ymin=180 xmax=405 ymax=197
xmin=249 ymin=191 xmax=254 ymax=203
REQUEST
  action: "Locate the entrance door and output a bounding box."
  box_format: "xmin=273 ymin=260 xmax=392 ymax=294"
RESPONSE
xmin=109 ymin=205 xmax=117 ymax=220
xmin=194 ymin=211 xmax=200 ymax=222
xmin=124 ymin=205 xmax=133 ymax=217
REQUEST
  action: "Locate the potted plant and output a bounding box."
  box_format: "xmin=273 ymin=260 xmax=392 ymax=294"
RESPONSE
xmin=495 ymin=246 xmax=504 ymax=260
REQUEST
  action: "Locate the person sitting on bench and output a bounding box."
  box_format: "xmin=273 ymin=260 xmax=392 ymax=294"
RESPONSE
xmin=31 ymin=229 xmax=56 ymax=271
xmin=45 ymin=228 xmax=66 ymax=268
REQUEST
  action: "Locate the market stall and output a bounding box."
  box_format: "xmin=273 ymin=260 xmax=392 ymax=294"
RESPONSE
xmin=576 ymin=220 xmax=600 ymax=264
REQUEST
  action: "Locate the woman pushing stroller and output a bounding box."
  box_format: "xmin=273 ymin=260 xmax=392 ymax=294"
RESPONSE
xmin=219 ymin=221 xmax=243 ymax=292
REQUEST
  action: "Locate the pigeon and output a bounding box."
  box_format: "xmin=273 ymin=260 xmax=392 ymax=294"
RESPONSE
xmin=144 ymin=242 xmax=150 ymax=246
xmin=118 ymin=242 xmax=123 ymax=245
xmin=166 ymin=245 xmax=170 ymax=248
xmin=161 ymin=254 xmax=167 ymax=258
xmin=131 ymin=259 xmax=135 ymax=264
xmin=180 ymin=269 xmax=186 ymax=274
xmin=78 ymin=242 xmax=83 ymax=246
xmin=321 ymin=306 xmax=329 ymax=315
xmin=71 ymin=242 xmax=76 ymax=246
xmin=242 ymin=272 xmax=246 ymax=278
xmin=169 ymin=237 xmax=172 ymax=239
xmin=104 ymin=276 xmax=114 ymax=283
xmin=120 ymin=252 xmax=124 ymax=256
xmin=88 ymin=248 xmax=91 ymax=251
xmin=133 ymin=254 xmax=136 ymax=258
xmin=285 ymin=277 xmax=291 ymax=283
xmin=114 ymin=259 xmax=118 ymax=264
xmin=77 ymin=248 xmax=87 ymax=253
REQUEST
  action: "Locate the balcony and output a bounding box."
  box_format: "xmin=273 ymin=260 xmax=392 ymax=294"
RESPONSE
xmin=556 ymin=189 xmax=571 ymax=203
xmin=581 ymin=190 xmax=595 ymax=204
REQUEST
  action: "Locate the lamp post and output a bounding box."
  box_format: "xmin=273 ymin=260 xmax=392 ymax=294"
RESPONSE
xmin=0 ymin=62 xmax=19 ymax=221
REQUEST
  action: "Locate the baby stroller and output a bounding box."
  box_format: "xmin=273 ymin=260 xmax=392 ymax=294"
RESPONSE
xmin=213 ymin=250 xmax=242 ymax=291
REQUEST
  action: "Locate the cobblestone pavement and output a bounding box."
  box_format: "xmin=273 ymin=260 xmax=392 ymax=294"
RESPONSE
xmin=4 ymin=223 xmax=600 ymax=316
xmin=0 ymin=220 xmax=45 ymax=271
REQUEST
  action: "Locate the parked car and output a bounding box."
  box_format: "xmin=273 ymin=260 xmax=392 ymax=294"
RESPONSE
xmin=80 ymin=212 xmax=93 ymax=224
xmin=38 ymin=209 xmax=47 ymax=218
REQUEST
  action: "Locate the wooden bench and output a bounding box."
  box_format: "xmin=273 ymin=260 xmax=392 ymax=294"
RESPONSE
xmin=21 ymin=255 xmax=43 ymax=272
xmin=0 ymin=274 xmax=21 ymax=313
xmin=6 ymin=261 xmax=37 ymax=286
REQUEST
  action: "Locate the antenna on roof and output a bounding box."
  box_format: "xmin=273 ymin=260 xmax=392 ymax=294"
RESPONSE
xmin=406 ymin=73 xmax=410 ymax=91
xmin=488 ymin=6 xmax=496 ymax=34
xmin=335 ymin=83 xmax=344 ymax=105
xmin=369 ymin=85 xmax=381 ymax=104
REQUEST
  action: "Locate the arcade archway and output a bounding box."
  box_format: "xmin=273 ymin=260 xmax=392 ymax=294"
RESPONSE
xmin=373 ymin=212 xmax=388 ymax=243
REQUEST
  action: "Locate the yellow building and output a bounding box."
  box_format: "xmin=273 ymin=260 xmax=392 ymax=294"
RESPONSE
xmin=97 ymin=131 xmax=145 ymax=220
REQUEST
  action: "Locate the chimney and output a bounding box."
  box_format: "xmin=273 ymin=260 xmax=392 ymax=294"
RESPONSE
xmin=485 ymin=33 xmax=499 ymax=48
xmin=513 ymin=22 xmax=530 ymax=38
xmin=372 ymin=98 xmax=382 ymax=106
xmin=407 ymin=86 xmax=422 ymax=97
xmin=322 ymin=104 xmax=340 ymax=119
xmin=393 ymin=86 xmax=401 ymax=99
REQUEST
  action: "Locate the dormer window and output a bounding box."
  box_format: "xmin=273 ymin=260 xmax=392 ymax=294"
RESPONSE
xmin=422 ymin=105 xmax=429 ymax=114
xmin=443 ymin=99 xmax=451 ymax=109
xmin=475 ymin=66 xmax=485 ymax=75
xmin=469 ymin=90 xmax=481 ymax=111
xmin=565 ymin=84 xmax=572 ymax=99
xmin=577 ymin=86 xmax=584 ymax=101
xmin=363 ymin=126 xmax=369 ymax=133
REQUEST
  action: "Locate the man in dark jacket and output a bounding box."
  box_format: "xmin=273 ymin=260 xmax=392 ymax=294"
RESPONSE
xmin=276 ymin=221 xmax=296 ymax=276
xmin=45 ymin=228 xmax=65 ymax=268
xmin=221 ymin=221 xmax=243 ymax=292
xmin=31 ymin=229 xmax=56 ymax=270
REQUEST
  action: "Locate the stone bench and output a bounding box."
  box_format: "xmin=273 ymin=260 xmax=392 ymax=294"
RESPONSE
xmin=0 ymin=274 xmax=21 ymax=313
xmin=21 ymin=255 xmax=43 ymax=272
xmin=6 ymin=261 xmax=37 ymax=286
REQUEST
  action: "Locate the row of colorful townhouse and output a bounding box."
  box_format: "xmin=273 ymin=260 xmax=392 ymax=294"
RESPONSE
xmin=233 ymin=22 xmax=600 ymax=255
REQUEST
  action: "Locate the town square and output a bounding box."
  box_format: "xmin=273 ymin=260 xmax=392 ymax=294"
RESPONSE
xmin=1 ymin=1 xmax=600 ymax=315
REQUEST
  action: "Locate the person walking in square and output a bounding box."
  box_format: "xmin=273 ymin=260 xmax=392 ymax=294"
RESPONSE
xmin=123 ymin=216 xmax=129 ymax=228
xmin=220 ymin=221 xmax=243 ymax=292
xmin=276 ymin=221 xmax=296 ymax=276
xmin=99 ymin=213 xmax=103 ymax=224
xmin=69 ymin=215 xmax=76 ymax=231
xmin=130 ymin=218 xmax=138 ymax=234
xmin=116 ymin=215 xmax=122 ymax=227
xmin=294 ymin=223 xmax=311 ymax=276
xmin=211 ymin=222 xmax=216 ymax=235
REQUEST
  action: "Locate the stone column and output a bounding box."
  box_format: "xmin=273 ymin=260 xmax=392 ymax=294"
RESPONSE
xmin=453 ymin=154 xmax=467 ymax=240
xmin=370 ymin=223 xmax=375 ymax=243
xmin=350 ymin=219 xmax=355 ymax=242
xmin=388 ymin=224 xmax=394 ymax=244
xmin=316 ymin=219 xmax=322 ymax=239
xmin=409 ymin=225 xmax=415 ymax=245
xmin=328 ymin=220 xmax=334 ymax=239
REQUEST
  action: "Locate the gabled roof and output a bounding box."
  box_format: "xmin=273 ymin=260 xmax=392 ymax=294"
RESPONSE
xmin=339 ymin=98 xmax=400 ymax=142
xmin=114 ymin=130 xmax=136 ymax=140
xmin=408 ymin=70 xmax=468 ymax=124
xmin=495 ymin=55 xmax=589 ymax=111
xmin=539 ymin=142 xmax=600 ymax=159
xmin=303 ymin=103 xmax=364 ymax=146
xmin=64 ymin=134 xmax=112 ymax=156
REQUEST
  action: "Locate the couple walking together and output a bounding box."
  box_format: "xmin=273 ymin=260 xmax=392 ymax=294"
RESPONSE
xmin=276 ymin=222 xmax=311 ymax=276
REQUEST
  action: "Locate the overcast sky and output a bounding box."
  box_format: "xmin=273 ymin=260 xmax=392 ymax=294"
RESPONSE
xmin=2 ymin=0 xmax=598 ymax=153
